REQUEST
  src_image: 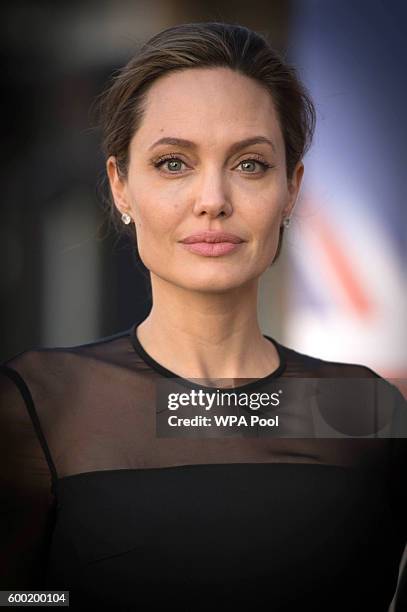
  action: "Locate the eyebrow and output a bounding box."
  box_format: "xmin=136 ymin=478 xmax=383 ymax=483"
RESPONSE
xmin=148 ymin=135 xmax=276 ymax=154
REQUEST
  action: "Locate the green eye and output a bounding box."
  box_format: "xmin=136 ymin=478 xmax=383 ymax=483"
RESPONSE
xmin=166 ymin=159 xmax=184 ymax=171
xmin=154 ymin=156 xmax=186 ymax=172
xmin=153 ymin=155 xmax=272 ymax=175
xmin=238 ymin=159 xmax=271 ymax=172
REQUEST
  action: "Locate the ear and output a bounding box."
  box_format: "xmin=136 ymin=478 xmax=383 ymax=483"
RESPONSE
xmin=106 ymin=156 xmax=132 ymax=218
xmin=282 ymin=161 xmax=304 ymax=219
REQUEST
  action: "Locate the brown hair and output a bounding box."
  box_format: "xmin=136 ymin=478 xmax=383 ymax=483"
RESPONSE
xmin=94 ymin=21 xmax=316 ymax=263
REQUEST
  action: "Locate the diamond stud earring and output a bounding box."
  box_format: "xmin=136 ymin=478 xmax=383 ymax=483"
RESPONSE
xmin=282 ymin=217 xmax=291 ymax=228
xmin=121 ymin=212 xmax=132 ymax=225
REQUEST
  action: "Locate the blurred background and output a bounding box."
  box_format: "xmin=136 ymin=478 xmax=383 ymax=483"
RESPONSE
xmin=1 ymin=0 xmax=406 ymax=384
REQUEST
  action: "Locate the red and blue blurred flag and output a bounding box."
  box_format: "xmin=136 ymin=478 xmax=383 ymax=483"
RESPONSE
xmin=284 ymin=0 xmax=407 ymax=382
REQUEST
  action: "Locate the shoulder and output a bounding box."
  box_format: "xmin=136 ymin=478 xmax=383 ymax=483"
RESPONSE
xmin=2 ymin=347 xmax=80 ymax=401
xmin=275 ymin=339 xmax=406 ymax=405
xmin=0 ymin=325 xmax=143 ymax=411
xmin=2 ymin=326 xmax=134 ymax=382
xmin=275 ymin=339 xmax=381 ymax=379
xmin=277 ymin=339 xmax=406 ymax=430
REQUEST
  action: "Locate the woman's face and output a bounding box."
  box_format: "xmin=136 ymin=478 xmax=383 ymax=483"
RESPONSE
xmin=107 ymin=66 xmax=304 ymax=292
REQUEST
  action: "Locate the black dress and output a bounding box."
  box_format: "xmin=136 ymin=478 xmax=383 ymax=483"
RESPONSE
xmin=0 ymin=319 xmax=406 ymax=611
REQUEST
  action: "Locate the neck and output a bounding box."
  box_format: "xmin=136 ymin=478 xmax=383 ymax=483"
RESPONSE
xmin=136 ymin=274 xmax=280 ymax=380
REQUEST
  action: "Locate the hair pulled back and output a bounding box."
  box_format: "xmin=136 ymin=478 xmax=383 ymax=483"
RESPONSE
xmin=95 ymin=21 xmax=316 ymax=262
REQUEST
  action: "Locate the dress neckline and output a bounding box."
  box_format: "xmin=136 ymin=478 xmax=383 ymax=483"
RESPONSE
xmin=129 ymin=319 xmax=287 ymax=392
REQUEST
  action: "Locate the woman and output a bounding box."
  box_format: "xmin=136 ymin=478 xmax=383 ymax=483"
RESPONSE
xmin=1 ymin=22 xmax=406 ymax=611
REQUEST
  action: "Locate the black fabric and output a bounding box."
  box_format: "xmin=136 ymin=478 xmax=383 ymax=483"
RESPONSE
xmin=0 ymin=319 xmax=406 ymax=611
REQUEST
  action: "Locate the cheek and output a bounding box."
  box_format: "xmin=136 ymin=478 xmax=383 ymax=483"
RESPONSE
xmin=248 ymin=196 xmax=282 ymax=237
xmin=132 ymin=193 xmax=182 ymax=245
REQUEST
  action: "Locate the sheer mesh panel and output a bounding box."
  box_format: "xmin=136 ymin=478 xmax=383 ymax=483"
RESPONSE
xmin=1 ymin=322 xmax=406 ymax=610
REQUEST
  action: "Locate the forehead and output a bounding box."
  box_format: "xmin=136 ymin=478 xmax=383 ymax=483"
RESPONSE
xmin=131 ymin=66 xmax=283 ymax=151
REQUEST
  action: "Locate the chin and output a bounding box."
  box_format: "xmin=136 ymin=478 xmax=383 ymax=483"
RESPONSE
xmin=174 ymin=271 xmax=256 ymax=293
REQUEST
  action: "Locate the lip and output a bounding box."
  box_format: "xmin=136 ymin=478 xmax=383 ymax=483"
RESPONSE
xmin=180 ymin=242 xmax=243 ymax=256
xmin=180 ymin=231 xmax=244 ymax=244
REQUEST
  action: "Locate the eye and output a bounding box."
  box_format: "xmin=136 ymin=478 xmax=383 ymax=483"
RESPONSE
xmin=236 ymin=158 xmax=272 ymax=173
xmin=152 ymin=155 xmax=188 ymax=173
xmin=151 ymin=154 xmax=272 ymax=175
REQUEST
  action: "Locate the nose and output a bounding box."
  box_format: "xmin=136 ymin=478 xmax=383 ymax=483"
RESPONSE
xmin=192 ymin=166 xmax=233 ymax=218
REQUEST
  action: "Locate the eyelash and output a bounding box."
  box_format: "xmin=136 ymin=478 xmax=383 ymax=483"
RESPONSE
xmin=151 ymin=153 xmax=272 ymax=174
